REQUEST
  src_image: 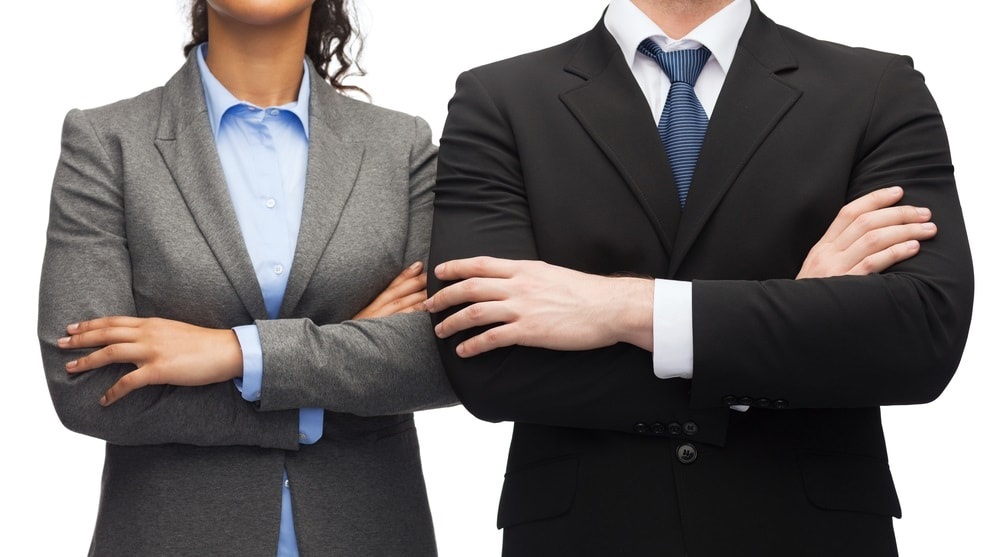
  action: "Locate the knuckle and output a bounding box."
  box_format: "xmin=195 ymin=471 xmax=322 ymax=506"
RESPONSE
xmin=461 ymin=278 xmax=478 ymax=293
xmin=857 ymin=257 xmax=877 ymax=274
xmin=860 ymin=230 xmax=880 ymax=249
xmin=838 ymin=204 xmax=860 ymax=221
xmin=118 ymin=373 xmax=134 ymax=389
xmin=484 ymin=329 xmax=500 ymax=346
xmin=854 ymin=212 xmax=873 ymax=229
xmin=467 ymin=304 xmax=483 ymax=320
xmin=471 ymin=257 xmax=489 ymax=274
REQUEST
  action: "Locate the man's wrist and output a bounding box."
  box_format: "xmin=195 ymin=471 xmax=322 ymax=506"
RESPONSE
xmin=607 ymin=277 xmax=654 ymax=351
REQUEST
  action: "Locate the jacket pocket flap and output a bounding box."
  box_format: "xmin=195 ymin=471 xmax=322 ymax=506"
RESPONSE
xmin=797 ymin=449 xmax=901 ymax=517
xmin=497 ymin=457 xmax=579 ymax=529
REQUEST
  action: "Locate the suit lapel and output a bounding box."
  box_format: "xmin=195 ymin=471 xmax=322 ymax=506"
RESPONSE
xmin=560 ymin=22 xmax=681 ymax=257
xmin=154 ymin=54 xmax=269 ymax=320
xmin=279 ymin=69 xmax=364 ymax=318
xmin=669 ymin=5 xmax=801 ymax=275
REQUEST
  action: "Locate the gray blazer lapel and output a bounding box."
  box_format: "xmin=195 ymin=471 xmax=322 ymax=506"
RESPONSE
xmin=279 ymin=68 xmax=365 ymax=318
xmin=153 ymin=54 xmax=269 ymax=320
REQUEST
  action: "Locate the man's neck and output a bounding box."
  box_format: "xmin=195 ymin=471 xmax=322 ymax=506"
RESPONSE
xmin=204 ymin=8 xmax=310 ymax=107
xmin=631 ymin=0 xmax=735 ymax=38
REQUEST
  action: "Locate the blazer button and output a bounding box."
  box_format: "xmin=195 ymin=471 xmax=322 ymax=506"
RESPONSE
xmin=774 ymin=399 xmax=789 ymax=409
xmin=667 ymin=422 xmax=682 ymax=436
xmin=634 ymin=422 xmax=650 ymax=434
xmin=676 ymin=443 xmax=698 ymax=464
xmin=651 ymin=422 xmax=666 ymax=434
xmin=738 ymin=396 xmax=754 ymax=406
xmin=755 ymin=398 xmax=771 ymax=408
xmin=682 ymin=421 xmax=699 ymax=436
xmin=722 ymin=395 xmax=738 ymax=405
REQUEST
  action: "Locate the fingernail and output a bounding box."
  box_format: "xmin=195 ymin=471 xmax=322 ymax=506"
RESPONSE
xmin=99 ymin=396 xmax=108 ymax=407
xmin=67 ymin=323 xmax=79 ymax=333
xmin=409 ymin=261 xmax=422 ymax=271
xmin=916 ymin=207 xmax=931 ymax=217
xmin=58 ymin=337 xmax=70 ymax=347
xmin=905 ymin=240 xmax=920 ymax=250
xmin=434 ymin=323 xmax=443 ymax=336
xmin=434 ymin=263 xmax=445 ymax=276
xmin=66 ymin=360 xmax=78 ymax=371
xmin=456 ymin=343 xmax=466 ymax=357
xmin=424 ymin=297 xmax=435 ymax=311
xmin=888 ymin=186 xmax=903 ymax=194
xmin=922 ymin=222 xmax=937 ymax=230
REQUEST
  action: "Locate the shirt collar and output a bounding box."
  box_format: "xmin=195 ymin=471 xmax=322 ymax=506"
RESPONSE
xmin=195 ymin=43 xmax=311 ymax=138
xmin=605 ymin=0 xmax=751 ymax=75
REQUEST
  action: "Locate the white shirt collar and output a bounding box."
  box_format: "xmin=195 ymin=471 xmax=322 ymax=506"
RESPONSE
xmin=604 ymin=0 xmax=751 ymax=75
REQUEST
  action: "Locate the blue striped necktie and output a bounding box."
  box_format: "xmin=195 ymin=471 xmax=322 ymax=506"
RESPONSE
xmin=638 ymin=39 xmax=712 ymax=208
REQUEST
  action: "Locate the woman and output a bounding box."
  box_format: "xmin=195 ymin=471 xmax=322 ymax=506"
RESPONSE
xmin=38 ymin=1 xmax=454 ymax=555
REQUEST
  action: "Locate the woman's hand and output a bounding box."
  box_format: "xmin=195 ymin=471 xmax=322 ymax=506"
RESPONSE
xmin=797 ymin=186 xmax=937 ymax=279
xmin=59 ymin=316 xmax=243 ymax=406
xmin=353 ymin=261 xmax=428 ymax=319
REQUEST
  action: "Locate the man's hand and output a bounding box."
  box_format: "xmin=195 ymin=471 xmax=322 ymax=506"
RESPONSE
xmin=797 ymin=186 xmax=936 ymax=278
xmin=425 ymin=258 xmax=653 ymax=357
xmin=354 ymin=261 xmax=428 ymax=320
xmin=59 ymin=316 xmax=243 ymax=406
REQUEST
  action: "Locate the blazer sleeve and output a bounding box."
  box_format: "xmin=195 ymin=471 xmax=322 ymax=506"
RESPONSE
xmin=254 ymin=117 xmax=458 ymax=416
xmin=689 ymin=55 xmax=974 ymax=409
xmin=38 ymin=109 xmax=301 ymax=450
xmin=428 ymin=70 xmax=709 ymax=434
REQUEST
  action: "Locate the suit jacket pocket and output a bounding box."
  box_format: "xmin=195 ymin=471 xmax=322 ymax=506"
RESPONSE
xmin=497 ymin=456 xmax=578 ymax=529
xmin=797 ymin=449 xmax=902 ymax=517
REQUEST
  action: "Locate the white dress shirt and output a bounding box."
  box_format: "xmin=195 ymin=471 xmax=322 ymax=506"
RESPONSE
xmin=604 ymin=0 xmax=752 ymax=380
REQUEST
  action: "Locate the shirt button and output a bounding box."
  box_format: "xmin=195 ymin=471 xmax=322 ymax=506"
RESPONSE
xmin=274 ymin=265 xmax=284 ymax=275
xmin=298 ymin=431 xmax=307 ymax=440
xmin=284 ymin=479 xmax=290 ymax=488
xmin=265 ymin=198 xmax=277 ymax=208
xmin=252 ymin=391 xmax=261 ymax=400
xmin=269 ymin=108 xmax=280 ymax=116
xmin=247 ymin=106 xmax=258 ymax=111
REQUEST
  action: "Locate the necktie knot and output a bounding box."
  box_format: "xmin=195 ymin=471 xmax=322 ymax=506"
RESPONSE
xmin=638 ymin=39 xmax=711 ymax=86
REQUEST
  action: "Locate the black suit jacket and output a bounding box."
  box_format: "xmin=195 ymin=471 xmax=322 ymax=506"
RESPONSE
xmin=429 ymin=5 xmax=973 ymax=556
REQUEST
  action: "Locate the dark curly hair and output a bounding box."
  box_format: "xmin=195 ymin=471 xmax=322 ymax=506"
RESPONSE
xmin=183 ymin=0 xmax=365 ymax=94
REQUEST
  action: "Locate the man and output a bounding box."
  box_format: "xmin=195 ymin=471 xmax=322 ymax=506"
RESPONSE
xmin=426 ymin=0 xmax=973 ymax=555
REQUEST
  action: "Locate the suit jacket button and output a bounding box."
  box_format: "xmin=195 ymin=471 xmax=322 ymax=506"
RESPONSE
xmin=722 ymin=395 xmax=738 ymax=405
xmin=676 ymin=443 xmax=698 ymax=464
xmin=667 ymin=422 xmax=682 ymax=436
xmin=651 ymin=422 xmax=666 ymax=434
xmin=774 ymin=399 xmax=789 ymax=409
xmin=738 ymin=396 xmax=754 ymax=406
xmin=634 ymin=422 xmax=650 ymax=434
xmin=755 ymin=398 xmax=770 ymax=408
xmin=682 ymin=421 xmax=699 ymax=436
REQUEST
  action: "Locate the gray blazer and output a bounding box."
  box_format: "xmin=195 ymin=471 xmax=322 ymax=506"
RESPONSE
xmin=38 ymin=52 xmax=456 ymax=557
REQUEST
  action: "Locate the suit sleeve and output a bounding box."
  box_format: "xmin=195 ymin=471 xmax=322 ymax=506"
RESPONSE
xmin=689 ymin=55 xmax=974 ymax=409
xmin=428 ymin=71 xmax=713 ymax=434
xmin=254 ymin=117 xmax=458 ymax=416
xmin=38 ymin=109 xmax=301 ymax=449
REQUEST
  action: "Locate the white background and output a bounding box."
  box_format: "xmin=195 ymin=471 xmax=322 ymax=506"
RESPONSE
xmin=2 ymin=1 xmax=996 ymax=555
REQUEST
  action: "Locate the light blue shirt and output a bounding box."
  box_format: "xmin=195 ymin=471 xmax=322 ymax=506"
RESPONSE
xmin=196 ymin=43 xmax=322 ymax=557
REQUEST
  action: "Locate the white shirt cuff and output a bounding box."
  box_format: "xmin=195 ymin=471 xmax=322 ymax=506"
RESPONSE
xmin=652 ymin=278 xmax=693 ymax=379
